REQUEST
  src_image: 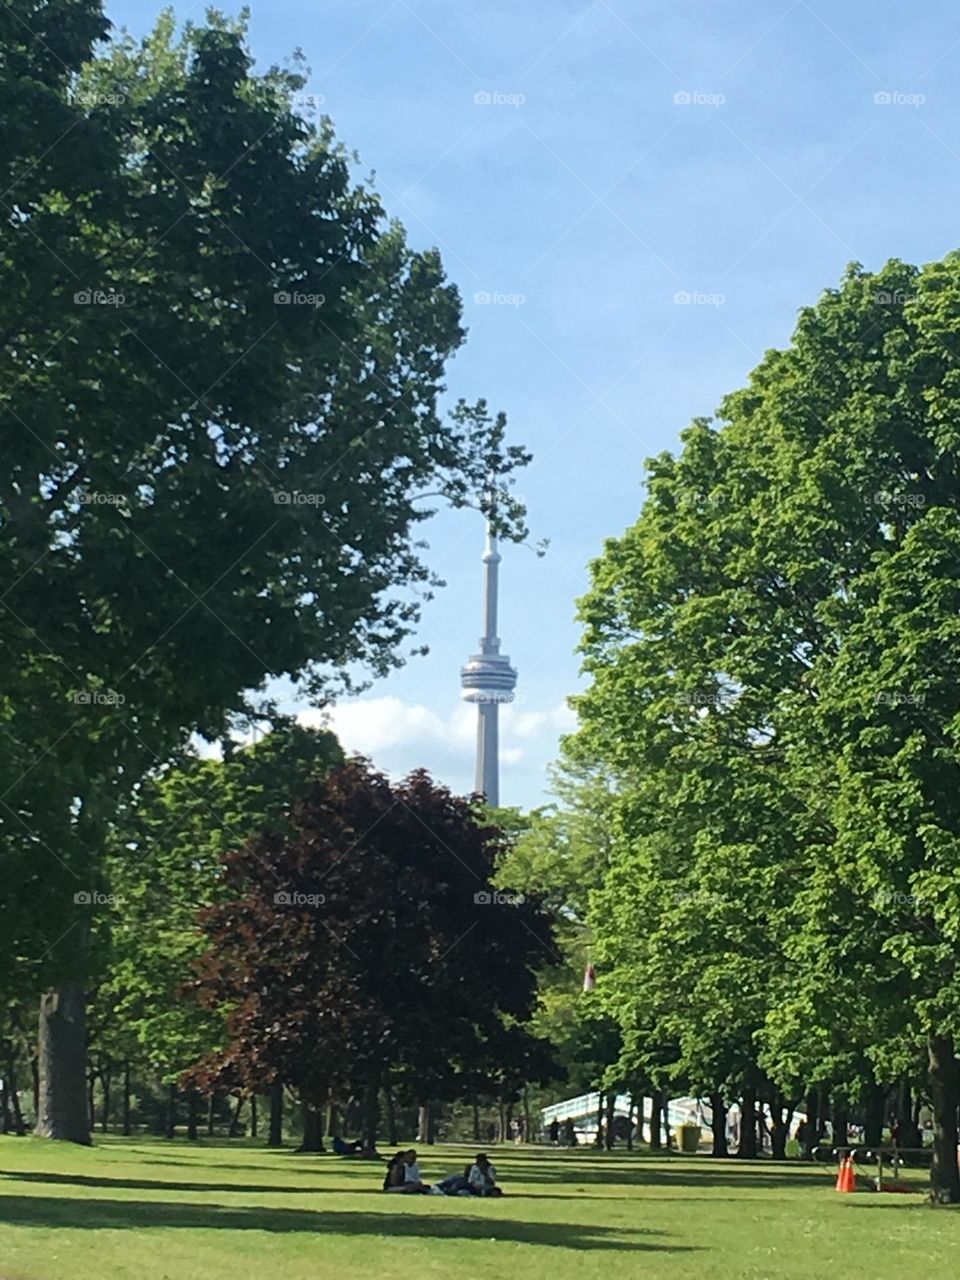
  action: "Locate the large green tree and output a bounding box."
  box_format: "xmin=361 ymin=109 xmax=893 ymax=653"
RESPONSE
xmin=93 ymin=720 xmax=343 ymax=1133
xmin=0 ymin=2 xmax=529 ymax=1141
xmin=571 ymin=254 xmax=960 ymax=1200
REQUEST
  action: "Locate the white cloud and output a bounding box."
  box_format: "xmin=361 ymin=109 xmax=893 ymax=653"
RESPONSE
xmin=298 ymin=694 xmax=575 ymax=800
xmin=301 ymin=696 xmax=474 ymax=757
xmin=511 ymin=703 xmax=577 ymax=739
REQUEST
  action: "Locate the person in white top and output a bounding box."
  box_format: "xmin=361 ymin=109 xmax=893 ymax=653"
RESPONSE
xmin=402 ymin=1149 xmax=431 ymax=1192
xmin=467 ymin=1152 xmax=502 ymax=1197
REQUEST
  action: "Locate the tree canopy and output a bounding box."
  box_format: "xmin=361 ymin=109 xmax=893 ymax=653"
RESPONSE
xmin=568 ymin=255 xmax=960 ymax=1199
xmin=185 ymin=760 xmax=560 ymax=1146
xmin=0 ymin=1 xmax=531 ymax=1141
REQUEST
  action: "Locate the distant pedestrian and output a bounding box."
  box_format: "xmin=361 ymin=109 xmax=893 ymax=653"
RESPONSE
xmin=549 ymin=1118 xmax=560 ymax=1146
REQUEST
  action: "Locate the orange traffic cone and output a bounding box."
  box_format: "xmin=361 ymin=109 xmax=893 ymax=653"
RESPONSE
xmin=835 ymin=1154 xmax=856 ymax=1193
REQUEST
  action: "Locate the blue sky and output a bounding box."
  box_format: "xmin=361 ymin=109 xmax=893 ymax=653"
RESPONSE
xmin=107 ymin=0 xmax=960 ymax=807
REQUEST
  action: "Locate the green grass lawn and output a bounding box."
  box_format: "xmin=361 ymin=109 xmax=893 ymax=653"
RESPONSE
xmin=0 ymin=1135 xmax=956 ymax=1279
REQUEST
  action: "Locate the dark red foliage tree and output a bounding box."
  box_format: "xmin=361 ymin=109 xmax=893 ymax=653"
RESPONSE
xmin=185 ymin=761 xmax=559 ymax=1148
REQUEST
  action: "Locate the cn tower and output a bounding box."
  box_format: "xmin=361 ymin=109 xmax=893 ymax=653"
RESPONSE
xmin=459 ymin=524 xmax=517 ymax=806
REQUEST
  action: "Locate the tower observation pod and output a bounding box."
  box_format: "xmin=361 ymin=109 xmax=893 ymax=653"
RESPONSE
xmin=459 ymin=524 xmax=517 ymax=807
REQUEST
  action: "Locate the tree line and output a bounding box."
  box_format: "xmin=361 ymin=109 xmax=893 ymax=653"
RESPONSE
xmin=0 ymin=1 xmax=532 ymax=1145
xmin=538 ymin=254 xmax=960 ymax=1203
xmin=4 ymin=721 xmax=559 ymax=1149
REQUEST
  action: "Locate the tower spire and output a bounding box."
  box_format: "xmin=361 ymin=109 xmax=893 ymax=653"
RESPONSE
xmin=460 ymin=521 xmax=517 ymax=805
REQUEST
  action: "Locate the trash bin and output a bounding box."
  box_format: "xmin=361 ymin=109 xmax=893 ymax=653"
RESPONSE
xmin=679 ymin=1123 xmax=702 ymax=1153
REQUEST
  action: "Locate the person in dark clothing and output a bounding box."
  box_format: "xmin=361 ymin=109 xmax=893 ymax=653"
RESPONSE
xmin=333 ymin=1135 xmax=363 ymax=1156
xmin=549 ymin=1118 xmax=560 ymax=1146
xmin=434 ymin=1165 xmax=471 ymax=1196
xmin=382 ymin=1152 xmax=407 ymax=1190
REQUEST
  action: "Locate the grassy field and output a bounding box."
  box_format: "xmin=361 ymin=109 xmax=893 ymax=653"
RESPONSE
xmin=0 ymin=1135 xmax=956 ymax=1279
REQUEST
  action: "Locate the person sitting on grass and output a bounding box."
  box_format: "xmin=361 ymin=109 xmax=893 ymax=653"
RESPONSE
xmin=402 ymin=1149 xmax=433 ymax=1193
xmin=333 ymin=1136 xmax=363 ymax=1156
xmin=434 ymin=1165 xmax=472 ymax=1196
xmin=383 ymin=1149 xmax=432 ymax=1193
xmin=467 ymin=1153 xmax=502 ymax=1197
xmin=383 ymin=1152 xmax=408 ymax=1191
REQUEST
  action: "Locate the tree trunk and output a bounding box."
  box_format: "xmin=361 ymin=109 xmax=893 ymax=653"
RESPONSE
xmin=594 ymin=1090 xmax=605 ymax=1147
xmin=326 ymin=1098 xmax=340 ymax=1141
xmin=649 ymin=1091 xmax=663 ymax=1150
xmin=31 ymin=1054 xmax=39 ymax=1119
xmin=87 ymin=1066 xmax=96 ymax=1134
xmin=267 ymin=1082 xmax=283 ymax=1147
xmin=417 ymin=1103 xmax=430 ymax=1143
xmin=863 ymin=1080 xmax=884 ymax=1147
xmin=768 ymin=1094 xmax=788 ymax=1160
xmin=250 ymin=1093 xmax=258 ymax=1138
xmin=498 ymin=1096 xmax=506 ymax=1144
xmin=165 ymin=1083 xmax=176 ymax=1139
xmin=661 ymin=1092 xmax=672 ymax=1151
xmin=187 ymin=1090 xmax=200 ymax=1141
xmin=207 ymin=1091 xmax=216 ymax=1137
xmin=298 ymin=1098 xmax=324 ymax=1152
xmin=928 ymin=1033 xmax=960 ymax=1204
xmin=384 ymin=1086 xmax=397 ymax=1145
xmin=35 ymin=988 xmax=91 ymax=1144
xmin=522 ymin=1087 xmax=531 ymax=1144
xmin=8 ymin=1065 xmax=26 ymax=1136
xmin=737 ymin=1090 xmax=757 ymax=1159
xmin=361 ymin=1078 xmax=380 ymax=1152
xmin=635 ymin=1094 xmax=645 ymax=1145
xmin=472 ymin=1094 xmax=480 ymax=1142
xmin=1 ymin=1072 xmax=10 ymax=1133
xmin=831 ymin=1098 xmax=848 ymax=1149
xmin=604 ymin=1090 xmax=616 ymax=1149
xmin=710 ymin=1093 xmax=728 ymax=1157
xmin=801 ymin=1089 xmax=818 ymax=1159
xmin=122 ymin=1061 xmax=131 ymax=1136
xmin=228 ymin=1095 xmax=245 ymax=1138
xmin=101 ymin=1061 xmax=111 ymax=1134
xmin=626 ymin=1096 xmax=635 ymax=1151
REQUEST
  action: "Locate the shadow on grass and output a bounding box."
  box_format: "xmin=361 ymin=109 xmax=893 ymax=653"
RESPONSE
xmin=0 ymin=1171 xmax=374 ymax=1195
xmin=114 ymin=1153 xmax=823 ymax=1194
xmin=0 ymin=1195 xmax=696 ymax=1252
xmin=0 ymin=1173 xmax=676 ymax=1203
xmin=136 ymin=1157 xmax=354 ymax=1174
xmin=508 ymin=1164 xmax=821 ymax=1191
xmin=136 ymin=1155 xmax=386 ymax=1173
xmin=841 ymin=1197 xmax=936 ymax=1210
